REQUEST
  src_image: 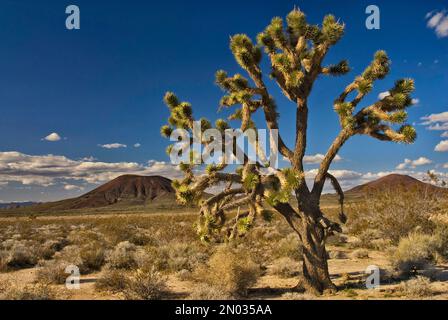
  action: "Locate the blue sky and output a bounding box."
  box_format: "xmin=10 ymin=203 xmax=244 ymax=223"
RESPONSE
xmin=0 ymin=0 xmax=447 ymax=202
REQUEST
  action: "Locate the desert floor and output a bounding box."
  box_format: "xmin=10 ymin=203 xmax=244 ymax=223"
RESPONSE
xmin=0 ymin=210 xmax=447 ymax=300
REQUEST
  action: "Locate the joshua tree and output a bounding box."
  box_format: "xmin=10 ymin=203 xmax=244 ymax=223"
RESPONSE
xmin=161 ymin=9 xmax=416 ymax=294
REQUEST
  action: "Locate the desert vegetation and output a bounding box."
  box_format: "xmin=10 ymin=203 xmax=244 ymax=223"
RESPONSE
xmin=0 ymin=185 xmax=447 ymax=300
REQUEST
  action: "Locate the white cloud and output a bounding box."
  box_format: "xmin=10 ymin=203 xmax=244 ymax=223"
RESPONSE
xmin=412 ymin=98 xmax=420 ymax=105
xmin=435 ymin=140 xmax=448 ymax=152
xmin=441 ymin=132 xmax=448 ymax=138
xmin=421 ymin=111 xmax=448 ymax=130
xmin=426 ymin=10 xmax=448 ymax=38
xmin=303 ymin=154 xmax=342 ymax=164
xmin=43 ymin=132 xmax=61 ymax=142
xmin=378 ymin=91 xmax=390 ymax=100
xmin=99 ymin=143 xmax=127 ymax=149
xmin=396 ymin=157 xmax=432 ymax=170
xmin=444 ymin=163 xmax=448 ymax=169
xmin=63 ymin=184 xmax=83 ymax=191
xmin=134 ymin=143 xmax=141 ymax=148
xmin=0 ymin=151 xmax=182 ymax=187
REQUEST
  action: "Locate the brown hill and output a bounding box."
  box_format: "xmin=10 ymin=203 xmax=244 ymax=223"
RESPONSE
xmin=1 ymin=175 xmax=177 ymax=214
xmin=346 ymin=174 xmax=445 ymax=195
xmin=66 ymin=175 xmax=175 ymax=209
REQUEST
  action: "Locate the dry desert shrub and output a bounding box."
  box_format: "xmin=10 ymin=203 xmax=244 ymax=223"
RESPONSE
xmin=156 ymin=242 xmax=209 ymax=272
xmin=0 ymin=240 xmax=37 ymax=270
xmin=0 ymin=282 xmax=57 ymax=300
xmin=274 ymin=233 xmax=302 ymax=261
xmin=328 ymin=250 xmax=347 ymax=260
xmin=95 ymin=269 xmax=129 ymax=293
xmin=348 ymin=187 xmax=439 ymax=244
xmin=106 ymin=241 xmax=139 ymax=269
xmin=390 ymin=233 xmax=437 ymax=277
xmin=79 ymin=242 xmax=106 ymax=272
xmin=193 ymin=245 xmax=261 ymax=297
xmin=351 ymin=249 xmax=369 ymax=259
xmin=397 ymin=276 xmax=433 ymax=298
xmin=281 ymin=292 xmax=314 ymax=300
xmin=36 ymin=260 xmax=68 ymax=285
xmin=177 ymin=269 xmax=193 ymax=281
xmin=188 ymin=284 xmax=234 ymax=300
xmin=124 ymin=267 xmax=167 ymax=300
xmin=269 ymin=257 xmax=301 ymax=278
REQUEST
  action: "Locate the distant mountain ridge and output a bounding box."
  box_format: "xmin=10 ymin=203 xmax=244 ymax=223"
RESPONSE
xmin=346 ymin=174 xmax=446 ymax=195
xmin=0 ymin=202 xmax=38 ymax=209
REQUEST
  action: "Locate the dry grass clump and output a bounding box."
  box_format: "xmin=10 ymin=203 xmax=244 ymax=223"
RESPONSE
xmin=397 ymin=276 xmax=433 ymax=298
xmin=351 ymin=249 xmax=369 ymax=259
xmin=269 ymin=257 xmax=301 ymax=278
xmin=193 ymin=245 xmax=260 ymax=297
xmin=95 ymin=269 xmax=129 ymax=293
xmin=188 ymin=284 xmax=234 ymax=300
xmin=123 ymin=268 xmax=167 ymax=300
xmin=0 ymin=282 xmax=57 ymax=300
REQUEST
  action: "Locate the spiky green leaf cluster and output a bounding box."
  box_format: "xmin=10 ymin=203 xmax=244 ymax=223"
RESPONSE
xmin=242 ymin=172 xmax=260 ymax=191
xmin=230 ymin=34 xmax=262 ymax=72
xmin=321 ymin=15 xmax=345 ymax=45
xmin=326 ymin=60 xmax=350 ymax=76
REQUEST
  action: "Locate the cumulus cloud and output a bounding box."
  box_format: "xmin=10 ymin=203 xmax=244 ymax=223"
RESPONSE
xmin=303 ymin=154 xmax=342 ymax=164
xmin=99 ymin=143 xmax=127 ymax=149
xmin=412 ymin=98 xmax=420 ymax=106
xmin=435 ymin=140 xmax=448 ymax=152
xmin=43 ymin=132 xmax=61 ymax=142
xmin=426 ymin=10 xmax=448 ymax=38
xmin=0 ymin=151 xmax=182 ymax=187
xmin=396 ymin=157 xmax=433 ymax=170
xmin=441 ymin=132 xmax=448 ymax=138
xmin=378 ymin=91 xmax=390 ymax=100
xmin=134 ymin=143 xmax=141 ymax=148
xmin=421 ymin=111 xmax=448 ymax=131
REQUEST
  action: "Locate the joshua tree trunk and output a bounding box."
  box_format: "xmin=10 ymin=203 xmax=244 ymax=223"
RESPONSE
xmin=295 ymin=215 xmax=336 ymax=294
xmin=273 ymin=194 xmax=337 ymax=295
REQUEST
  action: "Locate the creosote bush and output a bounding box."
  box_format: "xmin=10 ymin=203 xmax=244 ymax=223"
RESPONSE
xmin=193 ymin=245 xmax=260 ymax=297
xmin=391 ymin=233 xmax=438 ymax=277
xmin=397 ymin=276 xmax=433 ymax=298
xmin=95 ymin=269 xmax=129 ymax=293
xmin=124 ymin=267 xmax=168 ymax=300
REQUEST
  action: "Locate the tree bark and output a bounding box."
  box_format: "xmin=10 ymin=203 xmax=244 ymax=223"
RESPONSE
xmin=274 ymin=197 xmax=337 ymax=295
xmin=295 ymin=218 xmax=336 ymax=295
